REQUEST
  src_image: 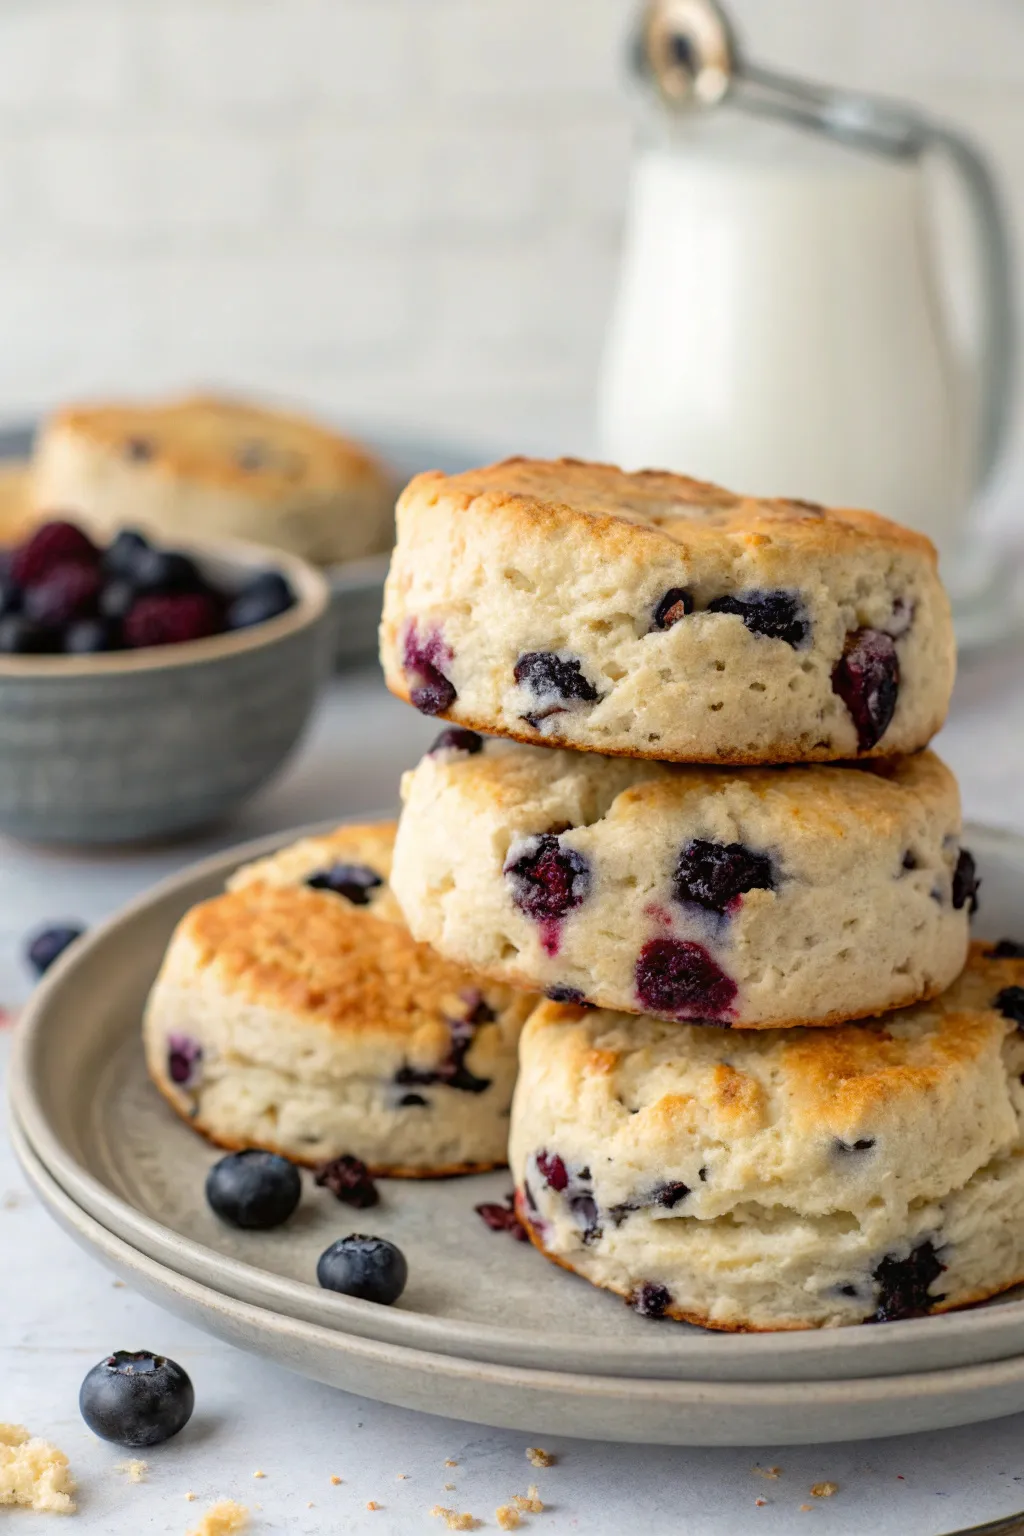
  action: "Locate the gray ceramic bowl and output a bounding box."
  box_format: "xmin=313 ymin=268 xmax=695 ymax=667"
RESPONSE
xmin=0 ymin=537 xmax=331 ymax=844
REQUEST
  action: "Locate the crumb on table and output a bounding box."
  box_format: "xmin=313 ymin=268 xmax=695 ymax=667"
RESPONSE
xmin=366 ymin=1500 xmax=381 ymax=1510
xmin=526 ymin=1447 xmax=555 ymax=1468
xmin=0 ymin=1423 xmax=77 ymax=1514
xmin=444 ymin=1459 xmax=458 ymax=1468
xmin=811 ymin=1482 xmax=839 ymax=1498
xmin=186 ymin=1499 xmax=249 ymax=1536
xmin=330 ymin=1475 xmax=342 ymax=1485
xmin=431 ymin=1505 xmax=480 ymax=1530
xmin=512 ymin=1485 xmax=544 ymax=1514
xmin=116 ymin=1459 xmax=148 ymax=1483
xmin=444 ymin=1482 xmax=456 ymax=1491
xmin=252 ymin=1470 xmax=265 ymax=1479
xmin=496 ymin=1505 xmax=522 ymax=1530
xmin=799 ymin=1504 xmax=814 ymax=1513
xmin=753 ymin=1466 xmax=781 ymax=1480
xmin=755 ymin=1497 xmax=767 ymax=1508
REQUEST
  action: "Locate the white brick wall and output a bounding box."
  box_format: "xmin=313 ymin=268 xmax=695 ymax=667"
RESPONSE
xmin=0 ymin=0 xmax=1019 ymax=475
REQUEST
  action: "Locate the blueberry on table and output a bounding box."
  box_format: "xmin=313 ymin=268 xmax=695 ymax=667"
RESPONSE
xmin=317 ymin=1235 xmax=408 ymax=1304
xmin=205 ymin=1149 xmax=301 ymax=1230
xmin=25 ymin=923 xmax=85 ymax=977
xmin=226 ymin=571 xmax=295 ymax=630
xmin=79 ymin=1350 xmax=194 ymax=1447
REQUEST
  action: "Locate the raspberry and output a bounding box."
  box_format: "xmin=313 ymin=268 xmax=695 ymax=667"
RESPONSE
xmin=124 ymin=593 xmax=220 ymax=649
xmin=11 ymin=520 xmax=98 ymax=588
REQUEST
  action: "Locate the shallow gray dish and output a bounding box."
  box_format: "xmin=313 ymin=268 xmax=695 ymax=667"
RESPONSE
xmin=0 ymin=538 xmax=331 ymax=845
xmin=18 ymin=1111 xmax=1024 ymax=1447
xmin=12 ymin=820 xmax=1024 ymax=1416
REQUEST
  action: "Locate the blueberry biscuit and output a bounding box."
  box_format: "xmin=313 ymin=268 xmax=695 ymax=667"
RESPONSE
xmin=144 ymin=822 xmax=535 ymax=1175
xmin=510 ymin=942 xmax=1024 ymax=1330
xmin=391 ymin=738 xmax=974 ymax=1030
xmin=33 ymin=394 xmax=395 ymax=566
xmin=379 ymin=457 xmax=954 ymax=763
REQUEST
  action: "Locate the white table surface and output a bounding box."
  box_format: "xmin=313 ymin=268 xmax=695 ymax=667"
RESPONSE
xmin=4 ymin=661 xmax=1024 ymax=1536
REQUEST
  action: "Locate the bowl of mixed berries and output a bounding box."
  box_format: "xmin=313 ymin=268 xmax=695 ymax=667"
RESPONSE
xmin=0 ymin=518 xmax=331 ymax=843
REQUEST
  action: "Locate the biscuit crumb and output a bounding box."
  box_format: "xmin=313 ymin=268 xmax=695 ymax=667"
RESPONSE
xmin=396 ymin=1472 xmax=408 ymax=1479
xmin=753 ymin=1465 xmax=781 ymax=1479
xmin=811 ymin=1482 xmax=838 ymax=1498
xmin=186 ymin=1492 xmax=197 ymax=1501
xmin=0 ymin=1423 xmax=77 ymax=1514
xmin=367 ymin=1500 xmax=380 ymax=1510
xmin=526 ymin=1447 xmax=555 ymax=1468
xmin=512 ymin=1485 xmax=543 ymax=1514
xmin=444 ymin=1459 xmax=458 ymax=1467
xmin=444 ymin=1482 xmax=456 ymax=1491
xmin=252 ymin=1470 xmax=265 ymax=1479
xmin=187 ymin=1500 xmax=249 ymax=1536
xmin=431 ymin=1506 xmax=479 ymax=1530
xmin=112 ymin=1280 xmax=126 ymax=1289
xmin=330 ymin=1475 xmax=342 ymax=1485
xmin=799 ymin=1504 xmax=813 ymax=1513
xmin=117 ymin=1459 xmax=148 ymax=1483
xmin=2 ymin=1192 xmax=20 ymax=1209
xmin=496 ymin=1505 xmax=522 ymax=1530
xmin=755 ymin=1498 xmax=767 ymax=1508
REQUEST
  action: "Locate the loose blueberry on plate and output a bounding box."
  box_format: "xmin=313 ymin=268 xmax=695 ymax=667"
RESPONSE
xmin=205 ymin=1149 xmax=301 ymax=1230
xmin=25 ymin=922 xmax=85 ymax=977
xmin=79 ymin=1350 xmax=194 ymax=1447
xmin=226 ymin=571 xmax=295 ymax=630
xmin=316 ymin=1234 xmax=408 ymax=1304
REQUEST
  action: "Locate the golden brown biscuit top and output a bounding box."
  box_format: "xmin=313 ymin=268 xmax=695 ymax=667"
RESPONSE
xmin=527 ymin=942 xmax=1020 ymax=1142
xmin=47 ymin=394 xmax=388 ymax=497
xmin=424 ymin=741 xmax=958 ymax=845
xmin=182 ymin=881 xmax=519 ymax=1053
xmin=399 ymin=456 xmax=937 ymax=562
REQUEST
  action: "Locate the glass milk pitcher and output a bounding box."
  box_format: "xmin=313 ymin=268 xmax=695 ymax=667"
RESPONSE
xmin=598 ymin=0 xmax=1016 ymax=567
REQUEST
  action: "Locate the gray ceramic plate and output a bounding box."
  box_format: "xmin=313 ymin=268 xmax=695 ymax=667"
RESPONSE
xmin=18 ymin=1113 xmax=1024 ymax=1448
xmin=11 ymin=819 xmax=1024 ymax=1393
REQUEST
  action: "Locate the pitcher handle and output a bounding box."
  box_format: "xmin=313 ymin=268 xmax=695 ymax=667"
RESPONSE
xmin=921 ymin=123 xmax=1016 ymax=492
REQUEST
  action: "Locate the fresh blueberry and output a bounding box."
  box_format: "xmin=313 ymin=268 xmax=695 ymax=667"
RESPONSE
xmin=402 ymin=622 xmax=457 ymax=715
xmin=226 ymin=571 xmax=295 ymax=630
xmin=99 ymin=579 xmax=138 ymax=622
xmin=130 ymin=547 xmax=202 ymax=595
xmin=314 ymin=1154 xmax=380 ymax=1209
xmin=0 ymin=570 xmax=21 ymax=617
xmin=63 ymin=616 xmax=121 ymax=654
xmin=631 ymin=1282 xmax=672 ymax=1319
xmin=167 ymin=1033 xmax=202 ymax=1088
xmin=651 ymin=588 xmax=694 ymax=631
xmin=706 ymin=590 xmax=808 ymax=646
xmin=79 ymin=1350 xmax=194 ymax=1447
xmin=831 ymin=628 xmax=899 ymax=750
xmin=951 ymin=849 xmax=979 ymax=913
xmin=504 ymin=835 xmax=590 ymax=923
xmin=10 ymin=520 xmax=98 ymax=588
xmin=635 ymin=938 xmax=737 ymax=1019
xmin=429 ymin=727 xmax=484 ymax=756
xmin=871 ymin=1240 xmax=945 ymax=1323
xmin=993 ymin=986 xmax=1024 ymax=1028
xmin=102 ymin=529 xmax=151 ymax=580
xmin=990 ymin=939 xmax=1024 ymax=959
xmin=23 ymin=562 xmax=102 ymax=628
xmin=306 ymin=863 xmax=383 ymax=906
xmin=673 ymin=839 xmax=775 ymax=914
xmin=316 ymin=1234 xmax=408 ymax=1305
xmin=25 ymin=923 xmax=85 ymax=977
xmin=0 ymin=614 xmax=54 ymax=653
xmin=205 ymin=1149 xmax=301 ymax=1230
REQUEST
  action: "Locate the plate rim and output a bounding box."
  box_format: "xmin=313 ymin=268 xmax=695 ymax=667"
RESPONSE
xmin=16 ymin=1108 xmax=1024 ymax=1448
xmin=12 ymin=818 xmax=1024 ymax=1385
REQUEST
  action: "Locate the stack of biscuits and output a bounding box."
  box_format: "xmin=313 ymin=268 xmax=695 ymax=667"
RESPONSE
xmin=379 ymin=456 xmax=1024 ymax=1331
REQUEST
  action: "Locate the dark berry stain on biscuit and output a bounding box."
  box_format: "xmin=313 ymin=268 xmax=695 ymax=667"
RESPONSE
xmin=706 ymin=590 xmax=809 ymax=647
xmin=429 ymin=726 xmax=484 ymax=755
xmin=545 ymin=984 xmax=592 ymax=1006
xmin=951 ymin=849 xmax=980 ymax=913
xmin=306 ymin=863 xmax=383 ymax=905
xmin=994 ymin=986 xmax=1024 ymax=1029
xmin=990 ymin=939 xmax=1024 ymax=959
xmin=611 ymin=1181 xmax=690 ymax=1224
xmin=569 ymin=1191 xmax=602 ymax=1244
xmin=514 ymin=651 xmax=602 ymax=721
xmin=402 ymin=621 xmax=457 ymax=715
xmin=536 ymin=1150 xmax=569 ymax=1192
xmin=871 ymin=1240 xmax=945 ymax=1322
xmin=651 ymin=588 xmax=694 ymax=631
xmin=314 ymin=1154 xmax=380 ymax=1209
xmin=635 ymin=938 xmax=737 ymax=1020
xmin=631 ymin=1281 xmax=672 ymax=1319
xmin=831 ymin=628 xmax=899 ymax=750
xmin=835 ymin=1137 xmax=876 ymax=1155
xmin=395 ymin=1012 xmax=491 ymax=1095
xmin=167 ymin=1033 xmax=202 ymax=1088
xmin=504 ymin=835 xmax=590 ymax=955
xmin=673 ymin=839 xmax=775 ymax=915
